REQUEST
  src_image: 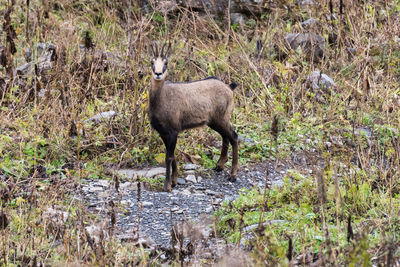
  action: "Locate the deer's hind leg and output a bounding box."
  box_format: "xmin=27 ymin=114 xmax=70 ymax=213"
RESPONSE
xmin=209 ymin=122 xmax=239 ymax=181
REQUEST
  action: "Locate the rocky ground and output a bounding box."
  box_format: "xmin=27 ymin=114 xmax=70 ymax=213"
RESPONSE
xmin=80 ymin=162 xmax=289 ymax=249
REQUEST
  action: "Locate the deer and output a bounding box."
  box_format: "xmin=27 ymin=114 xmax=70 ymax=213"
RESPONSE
xmin=148 ymin=42 xmax=239 ymax=192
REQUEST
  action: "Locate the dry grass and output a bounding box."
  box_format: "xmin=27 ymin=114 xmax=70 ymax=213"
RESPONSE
xmin=1 ymin=0 xmax=400 ymax=265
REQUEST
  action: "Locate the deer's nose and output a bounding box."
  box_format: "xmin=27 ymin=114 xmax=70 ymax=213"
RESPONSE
xmin=155 ymin=72 xmax=162 ymax=76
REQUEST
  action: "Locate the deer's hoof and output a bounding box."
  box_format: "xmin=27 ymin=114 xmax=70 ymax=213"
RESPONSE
xmin=228 ymin=176 xmax=237 ymax=182
xmin=214 ymin=166 xmax=224 ymax=172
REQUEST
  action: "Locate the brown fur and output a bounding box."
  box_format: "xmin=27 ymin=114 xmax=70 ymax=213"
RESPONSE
xmin=150 ymin=79 xmax=234 ymax=131
xmin=149 ymin=42 xmax=239 ymax=192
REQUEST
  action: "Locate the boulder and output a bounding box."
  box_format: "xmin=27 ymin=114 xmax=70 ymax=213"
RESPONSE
xmin=304 ymin=70 xmax=336 ymax=102
xmin=285 ymin=33 xmax=326 ymax=62
xmin=25 ymin=43 xmax=56 ymax=62
xmin=186 ymin=174 xmax=197 ymax=183
xmin=14 ymin=43 xmax=57 ymax=78
xmin=306 ymin=70 xmax=336 ymax=92
xmin=84 ymin=111 xmax=117 ymax=124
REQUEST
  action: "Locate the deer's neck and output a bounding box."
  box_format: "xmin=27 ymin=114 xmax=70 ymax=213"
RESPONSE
xmin=150 ymin=78 xmax=165 ymax=110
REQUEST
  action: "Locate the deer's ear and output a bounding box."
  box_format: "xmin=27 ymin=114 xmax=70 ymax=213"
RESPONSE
xmin=161 ymin=43 xmax=166 ymax=58
xmin=154 ymin=41 xmax=159 ymax=57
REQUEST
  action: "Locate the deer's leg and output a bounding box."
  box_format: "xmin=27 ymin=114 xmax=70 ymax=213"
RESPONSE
xmin=228 ymin=127 xmax=239 ymax=182
xmin=171 ymin=158 xmax=178 ymax=187
xmin=209 ymin=122 xmax=238 ymax=180
xmin=161 ymin=131 xmax=178 ymax=192
xmin=214 ymin=137 xmax=229 ymax=172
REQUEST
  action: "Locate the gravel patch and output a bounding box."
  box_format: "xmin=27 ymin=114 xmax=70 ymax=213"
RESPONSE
xmin=81 ymin=162 xmax=286 ymax=247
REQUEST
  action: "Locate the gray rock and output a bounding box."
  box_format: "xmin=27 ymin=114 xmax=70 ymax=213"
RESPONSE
xmin=230 ymin=13 xmax=246 ymax=25
xmin=243 ymin=220 xmax=286 ymax=232
xmin=177 ymin=177 xmax=186 ymax=185
xmin=297 ymin=0 xmax=314 ymax=8
xmin=179 ymin=189 xmax=192 ymax=195
xmin=285 ymin=33 xmax=326 ymax=61
xmin=197 ymin=176 xmax=203 ymax=183
xmin=25 ymin=43 xmax=56 ymax=62
xmin=85 ymin=111 xmax=117 ymax=123
xmin=117 ymin=167 xmax=165 ymax=179
xmin=354 ymin=127 xmax=372 ymax=138
xmin=171 ymin=207 xmax=180 ymax=212
xmin=330 ymin=135 xmax=343 ymax=147
xmin=15 ymin=43 xmax=56 ymax=77
xmin=120 ymin=182 xmax=138 ymax=190
xmin=306 ymin=70 xmax=336 ymax=92
xmin=89 ymin=186 xmax=104 ymax=193
xmin=96 ymin=179 xmax=110 ymax=187
xmin=44 ymin=208 xmax=69 ymax=229
xmin=238 ymin=136 xmax=254 ymax=145
xmin=205 ymin=206 xmax=213 ymax=213
xmin=142 ymin=201 xmax=153 ymax=208
xmin=301 ymin=18 xmax=316 ymax=28
xmin=183 ymin=163 xmax=199 ymax=170
xmin=186 ymin=174 xmax=197 ymax=183
xmin=85 ymin=225 xmax=106 ymax=244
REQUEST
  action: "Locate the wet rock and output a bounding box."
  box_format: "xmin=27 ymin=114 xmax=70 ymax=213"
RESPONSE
xmin=186 ymin=174 xmax=197 ymax=183
xmin=85 ymin=111 xmax=117 ymax=124
xmin=285 ymin=33 xmax=326 ymax=61
xmin=183 ymin=163 xmax=199 ymax=170
xmin=177 ymin=177 xmax=186 ymax=185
